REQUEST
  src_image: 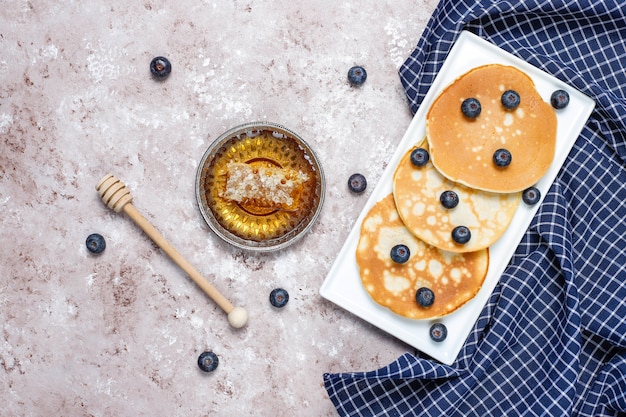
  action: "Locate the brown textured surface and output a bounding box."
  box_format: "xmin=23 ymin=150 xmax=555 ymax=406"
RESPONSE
xmin=426 ymin=64 xmax=557 ymax=192
xmin=0 ymin=0 xmax=439 ymax=415
xmin=356 ymin=194 xmax=489 ymax=319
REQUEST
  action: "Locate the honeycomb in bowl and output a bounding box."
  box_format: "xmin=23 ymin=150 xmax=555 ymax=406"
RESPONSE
xmin=200 ymin=129 xmax=321 ymax=243
xmin=220 ymin=162 xmax=309 ymax=213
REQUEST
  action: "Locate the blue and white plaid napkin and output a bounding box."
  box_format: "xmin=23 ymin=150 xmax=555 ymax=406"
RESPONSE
xmin=324 ymin=0 xmax=626 ymax=415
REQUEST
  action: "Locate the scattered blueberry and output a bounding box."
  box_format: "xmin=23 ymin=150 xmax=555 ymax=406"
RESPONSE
xmin=550 ymin=89 xmax=570 ymax=109
xmin=493 ymin=148 xmax=512 ymax=167
xmin=86 ymin=233 xmax=106 ymax=254
xmin=429 ymin=323 xmax=447 ymax=342
xmin=348 ymin=173 xmax=367 ymax=194
xmin=522 ymin=186 xmax=541 ymax=205
xmin=501 ymin=90 xmax=521 ymax=110
xmin=390 ymin=244 xmax=410 ymax=264
xmin=439 ymin=190 xmax=459 ymax=209
xmin=269 ymin=288 xmax=289 ymax=308
xmin=451 ymin=226 xmax=471 ymax=245
xmin=461 ymin=98 xmax=481 ymax=118
xmin=416 ymin=287 xmax=435 ymax=308
xmin=410 ymin=147 xmax=430 ymax=167
xmin=150 ymin=56 xmax=172 ymax=79
xmin=347 ymin=66 xmax=367 ymax=86
xmin=197 ymin=351 xmax=219 ymax=372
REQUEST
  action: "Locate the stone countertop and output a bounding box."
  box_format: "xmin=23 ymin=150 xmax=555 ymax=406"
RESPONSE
xmin=1 ymin=1 xmax=438 ymax=415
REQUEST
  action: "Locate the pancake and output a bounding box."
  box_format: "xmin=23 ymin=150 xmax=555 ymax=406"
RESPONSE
xmin=426 ymin=64 xmax=557 ymax=193
xmin=393 ymin=140 xmax=521 ymax=253
xmin=356 ymin=194 xmax=489 ymax=319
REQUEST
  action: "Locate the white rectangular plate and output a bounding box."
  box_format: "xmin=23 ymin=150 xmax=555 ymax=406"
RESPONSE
xmin=320 ymin=31 xmax=595 ymax=365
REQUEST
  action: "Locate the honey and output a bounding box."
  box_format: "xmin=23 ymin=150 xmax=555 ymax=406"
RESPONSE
xmin=219 ymin=162 xmax=309 ymax=213
xmin=198 ymin=128 xmax=322 ymax=244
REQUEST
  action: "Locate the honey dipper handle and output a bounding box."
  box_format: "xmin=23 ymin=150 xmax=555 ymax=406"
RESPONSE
xmin=122 ymin=203 xmax=235 ymax=314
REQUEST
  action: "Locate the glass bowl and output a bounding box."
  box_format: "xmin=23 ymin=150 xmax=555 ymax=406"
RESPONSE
xmin=195 ymin=122 xmax=325 ymax=252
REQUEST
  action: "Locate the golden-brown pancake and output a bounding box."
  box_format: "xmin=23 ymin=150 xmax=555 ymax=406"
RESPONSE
xmin=393 ymin=141 xmax=521 ymax=253
xmin=356 ymin=194 xmax=489 ymax=319
xmin=426 ymin=64 xmax=557 ymax=193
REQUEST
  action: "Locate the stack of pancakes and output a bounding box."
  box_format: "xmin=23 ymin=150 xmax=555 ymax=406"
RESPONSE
xmin=357 ymin=64 xmax=557 ymax=320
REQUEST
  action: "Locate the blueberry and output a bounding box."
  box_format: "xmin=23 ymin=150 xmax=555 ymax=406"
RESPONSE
xmin=461 ymin=98 xmax=481 ymax=118
xmin=348 ymin=173 xmax=367 ymax=194
xmin=150 ymin=56 xmax=172 ymax=79
xmin=86 ymin=233 xmax=106 ymax=254
xmin=429 ymin=323 xmax=447 ymax=342
xmin=197 ymin=351 xmax=219 ymax=372
xmin=410 ymin=147 xmax=429 ymax=167
xmin=390 ymin=244 xmax=410 ymax=264
xmin=550 ymin=89 xmax=570 ymax=109
xmin=269 ymin=288 xmax=289 ymax=308
xmin=501 ymin=90 xmax=521 ymax=110
xmin=451 ymin=226 xmax=471 ymax=245
xmin=522 ymin=186 xmax=541 ymax=205
xmin=347 ymin=66 xmax=367 ymax=86
xmin=493 ymin=148 xmax=512 ymax=167
xmin=416 ymin=287 xmax=435 ymax=308
xmin=439 ymin=190 xmax=459 ymax=209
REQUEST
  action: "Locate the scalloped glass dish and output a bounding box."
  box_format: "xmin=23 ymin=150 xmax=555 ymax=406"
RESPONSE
xmin=196 ymin=122 xmax=325 ymax=252
xmin=320 ymin=31 xmax=595 ymax=365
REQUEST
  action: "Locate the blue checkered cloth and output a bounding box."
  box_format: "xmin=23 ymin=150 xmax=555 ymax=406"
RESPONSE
xmin=324 ymin=0 xmax=626 ymax=415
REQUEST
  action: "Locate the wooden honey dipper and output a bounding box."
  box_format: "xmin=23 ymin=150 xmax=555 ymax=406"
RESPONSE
xmin=96 ymin=174 xmax=248 ymax=329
